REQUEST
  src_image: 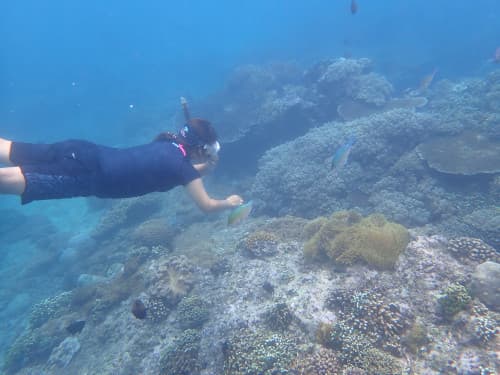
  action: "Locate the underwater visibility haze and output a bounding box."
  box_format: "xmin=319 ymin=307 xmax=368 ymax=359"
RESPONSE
xmin=1 ymin=1 xmax=499 ymax=374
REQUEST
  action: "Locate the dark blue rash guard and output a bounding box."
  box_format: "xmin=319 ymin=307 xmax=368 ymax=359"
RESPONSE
xmin=10 ymin=140 xmax=201 ymax=204
xmin=95 ymin=141 xmax=200 ymax=198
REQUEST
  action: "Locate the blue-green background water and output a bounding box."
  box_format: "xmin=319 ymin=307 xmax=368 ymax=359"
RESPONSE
xmin=3 ymin=1 xmax=499 ymax=144
xmin=1 ymin=0 xmax=500 ymax=371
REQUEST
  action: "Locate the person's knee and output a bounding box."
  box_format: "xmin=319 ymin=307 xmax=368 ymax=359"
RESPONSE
xmin=0 ymin=167 xmax=25 ymax=194
xmin=0 ymin=138 xmax=13 ymax=164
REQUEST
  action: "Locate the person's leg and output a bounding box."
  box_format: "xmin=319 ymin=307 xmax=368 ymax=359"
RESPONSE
xmin=0 ymin=167 xmax=25 ymax=195
xmin=0 ymin=138 xmax=13 ymax=164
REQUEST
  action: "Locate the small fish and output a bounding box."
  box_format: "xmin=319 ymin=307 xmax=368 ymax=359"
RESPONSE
xmin=419 ymin=68 xmax=438 ymax=92
xmin=228 ymin=200 xmax=253 ymax=226
xmin=131 ymin=299 xmax=147 ymax=319
xmin=66 ymin=320 xmax=86 ymax=335
xmin=350 ymin=0 xmax=358 ymax=14
xmin=332 ymin=137 xmax=356 ymax=171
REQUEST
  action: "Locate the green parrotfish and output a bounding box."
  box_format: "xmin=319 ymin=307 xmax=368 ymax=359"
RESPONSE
xmin=332 ymin=136 xmax=356 ymax=171
xmin=228 ymin=200 xmax=253 ymax=226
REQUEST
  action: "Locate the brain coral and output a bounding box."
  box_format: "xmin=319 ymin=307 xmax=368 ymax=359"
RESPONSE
xmin=304 ymin=211 xmax=409 ymax=270
xmin=416 ymin=131 xmax=500 ymax=175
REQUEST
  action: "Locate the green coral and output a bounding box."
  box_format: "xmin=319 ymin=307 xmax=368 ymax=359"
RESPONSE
xmin=437 ymin=283 xmax=472 ymax=320
xmin=176 ymin=295 xmax=209 ymax=329
xmin=159 ymin=329 xmax=201 ymax=375
xmin=304 ymin=211 xmax=409 ymax=270
xmin=223 ymin=329 xmax=298 ymax=375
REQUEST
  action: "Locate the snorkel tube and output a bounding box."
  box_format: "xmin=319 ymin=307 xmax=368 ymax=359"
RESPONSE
xmin=179 ymin=96 xmax=220 ymax=160
xmin=180 ymin=96 xmax=191 ymax=122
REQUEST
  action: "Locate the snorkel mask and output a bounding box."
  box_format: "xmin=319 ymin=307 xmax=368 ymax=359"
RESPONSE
xmin=204 ymin=141 xmax=221 ymax=158
xmin=179 ymin=124 xmax=221 ymax=157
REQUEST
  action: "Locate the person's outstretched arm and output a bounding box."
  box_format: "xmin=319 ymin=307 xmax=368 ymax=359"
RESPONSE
xmin=185 ymin=178 xmax=242 ymax=213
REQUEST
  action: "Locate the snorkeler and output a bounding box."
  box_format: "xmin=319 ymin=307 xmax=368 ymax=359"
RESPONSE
xmin=0 ymin=116 xmax=243 ymax=212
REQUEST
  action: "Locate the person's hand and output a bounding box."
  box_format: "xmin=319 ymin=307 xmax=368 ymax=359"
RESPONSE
xmin=225 ymin=195 xmax=244 ymax=207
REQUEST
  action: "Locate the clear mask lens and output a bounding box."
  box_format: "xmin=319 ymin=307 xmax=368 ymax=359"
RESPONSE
xmin=204 ymin=141 xmax=220 ymax=157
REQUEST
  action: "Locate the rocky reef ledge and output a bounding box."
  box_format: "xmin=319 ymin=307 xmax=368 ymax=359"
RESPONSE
xmin=6 ymin=214 xmax=498 ymax=375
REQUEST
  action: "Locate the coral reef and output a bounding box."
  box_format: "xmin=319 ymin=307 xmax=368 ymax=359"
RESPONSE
xmin=437 ymin=283 xmax=472 ymax=320
xmin=3 ymin=323 xmax=66 ymax=374
xmin=238 ymin=230 xmax=280 ymax=258
xmin=222 ymin=329 xmax=298 ymax=375
xmin=328 ymin=321 xmax=403 ymax=374
xmin=304 ymin=211 xmax=410 ymax=270
xmin=290 ymin=347 xmax=340 ymax=375
xmin=461 ymin=208 xmax=500 ymax=248
xmin=146 ymin=255 xmax=195 ymax=307
xmin=46 ymin=336 xmax=80 ymax=369
xmin=145 ymin=297 xmax=171 ymax=322
xmin=325 ymin=288 xmax=412 ymax=355
xmin=129 ymin=217 xmax=175 ymax=247
xmin=447 ymin=237 xmax=499 ymax=262
xmin=263 ymin=302 xmax=295 ymax=331
xmin=337 ymin=96 xmax=427 ymax=121
xmin=159 ymin=329 xmax=201 ymax=375
xmin=28 ymin=291 xmax=72 ymax=329
xmin=470 ymin=261 xmax=500 ymax=311
xmin=251 ymin=109 xmax=434 ymax=219
xmin=176 ymin=295 xmax=210 ymax=329
xmin=401 ymin=320 xmax=430 ymax=354
xmin=416 ymin=131 xmax=500 ymax=175
xmin=91 ymin=195 xmax=161 ymax=240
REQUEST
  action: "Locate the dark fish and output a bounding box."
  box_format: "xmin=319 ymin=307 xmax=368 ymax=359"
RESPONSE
xmin=262 ymin=281 xmax=275 ymax=294
xmin=66 ymin=320 xmax=86 ymax=335
xmin=351 ymin=0 xmax=358 ymax=14
xmin=131 ymin=299 xmax=147 ymax=319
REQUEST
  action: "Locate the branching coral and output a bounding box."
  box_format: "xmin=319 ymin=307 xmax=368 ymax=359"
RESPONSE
xmin=223 ymin=328 xmax=298 ymax=375
xmin=437 ymin=283 xmax=472 ymax=320
xmin=176 ymin=295 xmax=210 ymax=329
xmin=304 ymin=211 xmax=409 ymax=270
xmin=290 ymin=347 xmax=341 ymax=375
xmin=447 ymin=237 xmax=499 ymax=262
xmin=159 ymin=329 xmax=201 ymax=375
xmin=29 ymin=291 xmax=72 ymax=329
xmin=326 ymin=288 xmax=412 ymax=355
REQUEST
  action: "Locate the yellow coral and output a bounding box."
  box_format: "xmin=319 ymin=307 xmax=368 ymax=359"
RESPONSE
xmin=304 ymin=211 xmax=409 ymax=270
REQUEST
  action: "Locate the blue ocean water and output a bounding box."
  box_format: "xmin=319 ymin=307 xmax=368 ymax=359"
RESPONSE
xmin=1 ymin=0 xmax=499 ymax=373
